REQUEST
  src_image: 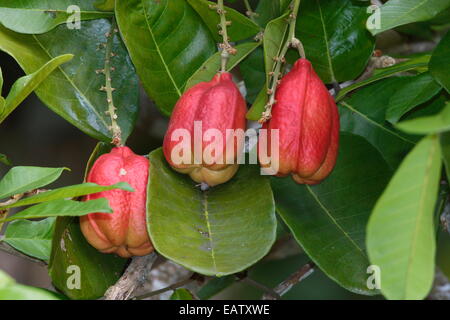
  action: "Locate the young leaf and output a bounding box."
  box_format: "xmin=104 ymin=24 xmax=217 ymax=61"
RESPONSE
xmin=0 ymin=198 xmax=112 ymax=223
xmin=48 ymin=217 xmax=127 ymax=299
xmin=115 ymin=0 xmax=216 ymax=115
xmin=367 ymin=0 xmax=450 ymax=36
xmin=170 ymin=288 xmax=195 ymax=300
xmin=336 ymin=55 xmax=431 ymax=102
xmin=273 ymin=133 xmax=392 ymax=295
xmin=3 ymin=217 xmax=56 ymax=261
xmin=386 ymin=73 xmax=442 ymax=124
xmin=339 ymin=77 xmax=416 ymax=169
xmin=429 ymin=31 xmax=450 ymax=94
xmin=0 ymin=270 xmax=60 ymax=300
xmin=185 ymin=42 xmax=260 ymax=90
xmin=367 ymin=135 xmax=442 ymax=300
xmin=187 ymin=0 xmax=260 ymax=42
xmin=0 ymin=0 xmax=112 ymax=34
xmin=264 ymin=12 xmax=289 ymax=85
xmin=0 ymin=166 xmax=68 ymax=200
xmin=0 ymin=182 xmax=133 ymax=209
xmin=0 ymin=153 xmax=11 ymax=166
xmin=296 ymin=0 xmax=375 ymax=83
xmin=147 ymin=149 xmax=277 ymax=276
xmin=0 ymin=20 xmax=139 ymax=142
xmin=396 ymin=103 xmax=450 ymax=135
xmin=0 ymin=54 xmax=73 ymax=124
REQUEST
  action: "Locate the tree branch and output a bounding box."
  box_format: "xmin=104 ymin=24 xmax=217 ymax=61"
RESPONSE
xmin=262 ymin=261 xmax=315 ymax=300
xmin=104 ymin=253 xmax=157 ymax=300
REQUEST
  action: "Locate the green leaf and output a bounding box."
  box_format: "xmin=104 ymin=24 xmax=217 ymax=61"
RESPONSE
xmin=115 ymin=0 xmax=216 ymax=115
xmin=254 ymin=0 xmax=291 ymax=28
xmin=94 ymin=0 xmax=115 ymax=11
xmin=239 ymin=47 xmax=265 ymax=104
xmin=185 ymin=41 xmax=260 ymax=90
xmin=187 ymin=0 xmax=260 ymax=42
xmin=48 ymin=217 xmax=127 ymax=299
xmin=0 ymin=166 xmax=68 ymax=200
xmin=367 ymin=0 xmax=450 ymax=36
xmin=0 ymin=54 xmax=73 ymax=124
xmin=264 ymin=12 xmax=289 ymax=85
xmin=0 ymin=20 xmax=139 ymax=142
xmin=1 ymin=198 xmax=112 ymax=223
xmin=0 ymin=270 xmax=60 ymax=300
xmin=170 ymin=288 xmax=195 ymax=300
xmin=0 ymin=153 xmax=11 ymax=166
xmin=0 ymin=0 xmax=112 ymax=34
xmin=0 ymin=182 xmax=133 ymax=209
xmin=339 ymin=77 xmax=416 ymax=169
xmin=3 ymin=217 xmax=56 ymax=261
xmin=147 ymin=149 xmax=276 ymax=276
xmin=367 ymin=135 xmax=442 ymax=300
xmin=396 ymin=102 xmax=450 ymax=135
xmin=245 ymin=12 xmax=290 ymax=121
xmin=197 ymin=275 xmax=235 ymax=299
xmin=0 ymin=65 xmax=3 ymax=92
xmin=386 ymin=73 xmax=442 ymax=124
xmin=273 ymin=133 xmax=392 ymax=295
xmin=295 ymin=0 xmax=375 ymax=83
xmin=430 ymin=31 xmax=450 ymax=94
xmin=336 ymin=54 xmax=431 ymax=102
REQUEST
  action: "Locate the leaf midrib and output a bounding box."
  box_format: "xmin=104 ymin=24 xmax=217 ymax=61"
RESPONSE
xmin=316 ymin=0 xmax=336 ymax=83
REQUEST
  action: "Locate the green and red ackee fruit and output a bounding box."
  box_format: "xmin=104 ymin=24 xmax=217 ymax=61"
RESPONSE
xmin=260 ymin=58 xmax=340 ymax=185
xmin=80 ymin=147 xmax=153 ymax=258
xmin=163 ymin=72 xmax=247 ymax=187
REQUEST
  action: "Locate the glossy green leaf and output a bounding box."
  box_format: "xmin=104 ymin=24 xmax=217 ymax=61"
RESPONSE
xmin=0 ymin=54 xmax=73 ymax=124
xmin=396 ymin=102 xmax=450 ymax=135
xmin=185 ymin=41 xmax=260 ymax=90
xmin=339 ymin=77 xmax=416 ymax=169
xmin=430 ymin=31 xmax=450 ymax=94
xmin=0 ymin=20 xmax=139 ymax=142
xmin=3 ymin=217 xmax=56 ymax=261
xmin=254 ymin=0 xmax=291 ymax=27
xmin=116 ymin=0 xmax=216 ymax=115
xmin=0 ymin=66 xmax=3 ymax=92
xmin=170 ymin=288 xmax=195 ymax=300
xmin=187 ymin=0 xmax=260 ymax=42
xmin=0 ymin=153 xmax=11 ymax=166
xmin=274 ymin=133 xmax=392 ymax=295
xmin=0 ymin=198 xmax=112 ymax=223
xmin=48 ymin=217 xmax=127 ymax=299
xmin=367 ymin=135 xmax=442 ymax=300
xmin=0 ymin=0 xmax=112 ymax=34
xmin=264 ymin=12 xmax=289 ymax=85
xmin=0 ymin=182 xmax=133 ymax=209
xmin=0 ymin=166 xmax=68 ymax=200
xmin=246 ymin=86 xmax=267 ymax=121
xmin=386 ymin=73 xmax=442 ymax=124
xmin=147 ymin=149 xmax=277 ymax=276
xmin=336 ymin=55 xmax=431 ymax=102
xmin=295 ymin=0 xmax=375 ymax=83
xmin=0 ymin=270 xmax=60 ymax=300
xmin=367 ymin=0 xmax=450 ymax=35
xmin=239 ymin=46 xmax=265 ymax=104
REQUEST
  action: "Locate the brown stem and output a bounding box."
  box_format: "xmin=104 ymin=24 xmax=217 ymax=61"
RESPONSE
xmin=262 ymin=261 xmax=315 ymax=300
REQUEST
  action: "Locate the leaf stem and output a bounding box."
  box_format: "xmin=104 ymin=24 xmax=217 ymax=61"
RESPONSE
xmin=216 ymin=0 xmax=236 ymax=72
xmin=101 ymin=18 xmax=122 ymax=146
xmin=259 ymin=0 xmax=305 ymax=123
xmin=243 ymin=0 xmax=258 ymax=22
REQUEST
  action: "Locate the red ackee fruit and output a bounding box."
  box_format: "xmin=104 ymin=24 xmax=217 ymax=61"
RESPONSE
xmin=163 ymin=72 xmax=247 ymax=187
xmin=80 ymin=146 xmax=153 ymax=258
xmin=260 ymin=58 xmax=340 ymax=185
